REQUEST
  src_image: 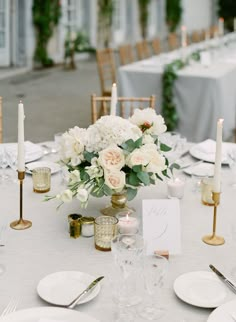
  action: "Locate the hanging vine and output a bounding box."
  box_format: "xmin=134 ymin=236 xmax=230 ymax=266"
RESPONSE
xmin=162 ymin=52 xmax=200 ymax=131
xmin=138 ymin=0 xmax=151 ymax=39
xmin=97 ymin=0 xmax=114 ymax=48
xmin=32 ymin=0 xmax=61 ymax=68
xmin=166 ymin=0 xmax=182 ymax=32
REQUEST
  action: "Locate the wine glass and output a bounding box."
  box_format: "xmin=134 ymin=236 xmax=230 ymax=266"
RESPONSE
xmin=139 ymin=254 xmax=168 ymax=321
xmin=0 ymin=148 xmax=10 ymax=182
xmin=228 ymin=149 xmax=236 ymax=188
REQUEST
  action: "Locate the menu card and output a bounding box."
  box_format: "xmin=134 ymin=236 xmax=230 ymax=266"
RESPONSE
xmin=142 ymin=199 xmax=181 ymax=255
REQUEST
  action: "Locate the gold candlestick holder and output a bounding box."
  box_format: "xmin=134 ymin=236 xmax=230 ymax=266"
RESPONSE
xmin=10 ymin=171 xmax=32 ymax=230
xmin=202 ymin=192 xmax=225 ymax=246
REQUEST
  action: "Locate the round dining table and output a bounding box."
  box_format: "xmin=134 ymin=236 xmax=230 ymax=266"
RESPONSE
xmin=0 ymin=143 xmax=236 ymax=322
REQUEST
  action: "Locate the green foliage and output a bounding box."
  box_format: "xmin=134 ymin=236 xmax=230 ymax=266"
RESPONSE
xmin=32 ymin=0 xmax=61 ymax=67
xmin=166 ymin=0 xmax=182 ymax=32
xmin=162 ymin=52 xmax=201 ymax=131
xmin=64 ymin=31 xmax=95 ymax=59
xmin=98 ymin=0 xmax=114 ymax=47
xmin=138 ymin=0 xmax=151 ymax=39
xmin=218 ymin=0 xmax=236 ymax=31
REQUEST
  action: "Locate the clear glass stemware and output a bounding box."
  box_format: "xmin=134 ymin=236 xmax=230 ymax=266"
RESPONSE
xmin=139 ymin=254 xmax=168 ymax=321
xmin=0 ymin=148 xmax=10 ymax=182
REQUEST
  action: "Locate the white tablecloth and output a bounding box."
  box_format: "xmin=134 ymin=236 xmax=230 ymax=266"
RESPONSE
xmin=0 ymin=147 xmax=236 ymax=321
xmin=118 ymin=46 xmax=236 ymax=143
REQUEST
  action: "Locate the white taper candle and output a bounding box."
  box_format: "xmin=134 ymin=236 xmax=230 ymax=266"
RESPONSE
xmin=17 ymin=101 xmax=25 ymax=172
xmin=213 ymin=119 xmax=224 ymax=192
xmin=110 ymin=83 xmax=117 ymax=116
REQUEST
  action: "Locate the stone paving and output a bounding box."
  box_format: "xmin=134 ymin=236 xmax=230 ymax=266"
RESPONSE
xmin=0 ymin=56 xmax=100 ymax=143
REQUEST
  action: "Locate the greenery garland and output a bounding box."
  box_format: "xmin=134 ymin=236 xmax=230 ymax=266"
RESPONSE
xmin=162 ymin=51 xmax=200 ymax=131
xmin=138 ymin=0 xmax=151 ymax=39
xmin=97 ymin=0 xmax=114 ymax=48
xmin=32 ymin=0 xmax=61 ymax=67
xmin=218 ymin=0 xmax=236 ymax=31
xmin=166 ymin=0 xmax=182 ymax=32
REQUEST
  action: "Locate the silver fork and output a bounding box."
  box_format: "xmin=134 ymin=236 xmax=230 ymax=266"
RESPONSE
xmin=1 ymin=297 xmax=19 ymax=317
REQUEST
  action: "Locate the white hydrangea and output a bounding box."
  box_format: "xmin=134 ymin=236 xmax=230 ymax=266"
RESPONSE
xmin=86 ymin=116 xmax=142 ymax=152
xmin=129 ymin=108 xmax=167 ymax=136
xmin=60 ymin=126 xmax=87 ymax=165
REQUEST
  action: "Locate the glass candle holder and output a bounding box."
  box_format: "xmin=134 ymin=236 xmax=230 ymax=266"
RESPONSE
xmin=68 ymin=214 xmax=82 ymax=238
xmin=81 ymin=217 xmax=95 ymax=237
xmin=201 ymin=177 xmax=214 ymax=206
xmin=32 ymin=167 xmax=51 ymax=193
xmin=117 ymin=212 xmax=139 ymax=234
xmin=167 ymin=177 xmax=185 ymax=199
xmin=94 ymin=216 xmax=118 ymax=251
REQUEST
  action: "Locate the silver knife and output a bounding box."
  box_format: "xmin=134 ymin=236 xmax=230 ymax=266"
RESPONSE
xmin=209 ymin=264 xmax=236 ymax=294
xmin=66 ymin=276 xmax=104 ymax=309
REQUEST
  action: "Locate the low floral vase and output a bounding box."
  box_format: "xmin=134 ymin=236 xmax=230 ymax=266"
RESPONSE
xmin=100 ymin=191 xmax=134 ymax=217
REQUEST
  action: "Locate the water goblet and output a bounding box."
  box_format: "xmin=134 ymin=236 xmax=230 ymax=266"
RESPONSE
xmin=111 ymin=234 xmax=145 ymax=307
xmin=139 ymin=254 xmax=168 ymax=321
xmin=228 ymin=149 xmax=236 ymax=188
xmin=5 ymin=150 xmax=17 ymax=183
xmin=0 ymin=148 xmax=10 ymax=182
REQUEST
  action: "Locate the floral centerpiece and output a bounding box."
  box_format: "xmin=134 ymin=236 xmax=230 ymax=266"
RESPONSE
xmin=46 ymin=108 xmax=172 ymax=211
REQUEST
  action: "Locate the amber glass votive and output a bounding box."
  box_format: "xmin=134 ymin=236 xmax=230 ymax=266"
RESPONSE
xmin=94 ymin=216 xmax=118 ymax=251
xmin=32 ymin=167 xmax=51 ymax=193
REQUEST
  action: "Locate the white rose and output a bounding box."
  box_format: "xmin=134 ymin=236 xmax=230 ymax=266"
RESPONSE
xmin=58 ymin=189 xmax=73 ymax=203
xmin=126 ymin=149 xmax=149 ymax=168
xmin=70 ymin=155 xmax=83 ymax=167
xmin=76 ymin=188 xmax=89 ymax=203
xmin=69 ymin=170 xmax=81 ymax=183
xmin=104 ymin=170 xmax=126 ymax=192
xmin=143 ymin=134 xmax=155 ymax=144
xmin=98 ymin=146 xmax=125 ymax=170
xmin=145 ymin=149 xmax=167 ymax=174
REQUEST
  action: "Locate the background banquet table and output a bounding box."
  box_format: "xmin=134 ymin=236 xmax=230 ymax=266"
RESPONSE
xmin=0 ymin=146 xmax=236 ymax=321
xmin=118 ymin=45 xmax=236 ymax=143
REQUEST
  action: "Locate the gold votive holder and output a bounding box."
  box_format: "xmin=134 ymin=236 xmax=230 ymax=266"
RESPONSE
xmin=68 ymin=214 xmax=82 ymax=238
xmin=94 ymin=215 xmax=118 ymax=251
xmin=32 ymin=167 xmax=51 ymax=193
xmin=201 ymin=177 xmax=215 ymax=206
xmin=81 ymin=217 xmax=95 ymax=237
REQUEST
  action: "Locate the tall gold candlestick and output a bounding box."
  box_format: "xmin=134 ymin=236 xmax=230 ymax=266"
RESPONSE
xmin=10 ymin=171 xmax=32 ymax=230
xmin=202 ymin=192 xmax=224 ymax=245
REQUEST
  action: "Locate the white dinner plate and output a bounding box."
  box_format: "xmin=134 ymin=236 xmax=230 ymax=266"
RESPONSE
xmin=0 ymin=306 xmax=99 ymax=322
xmin=207 ymin=299 xmax=236 ymax=322
xmin=189 ymin=139 xmax=236 ymax=165
xmin=37 ymin=271 xmax=101 ymax=306
xmin=26 ymin=161 xmax=61 ymax=174
xmin=183 ymin=162 xmax=215 ymax=177
xmin=173 ymin=271 xmax=235 ymax=308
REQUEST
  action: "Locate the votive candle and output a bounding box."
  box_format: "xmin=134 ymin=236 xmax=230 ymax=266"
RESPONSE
xmin=167 ymin=177 xmax=185 ymax=199
xmin=118 ymin=214 xmax=139 ymax=234
xmin=17 ymin=101 xmax=25 ymax=172
xmin=213 ymin=119 xmax=224 ymax=192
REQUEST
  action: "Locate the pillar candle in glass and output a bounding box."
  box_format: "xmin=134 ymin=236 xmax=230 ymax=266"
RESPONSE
xmin=117 ymin=213 xmax=139 ymax=234
xmin=181 ymin=25 xmax=187 ymax=47
xmin=167 ymin=177 xmax=185 ymax=199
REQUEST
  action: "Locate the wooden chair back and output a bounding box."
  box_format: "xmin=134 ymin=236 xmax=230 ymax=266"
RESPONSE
xmin=168 ymin=33 xmax=179 ymax=51
xmin=151 ymin=38 xmax=161 ymax=55
xmin=118 ymin=44 xmax=135 ymax=65
xmin=209 ymin=25 xmax=218 ymax=38
xmin=96 ymin=48 xmax=116 ymax=96
xmin=191 ymin=31 xmax=201 ymax=43
xmin=0 ymin=97 xmax=2 ymax=143
xmin=91 ymin=94 xmax=156 ymax=123
xmin=135 ymin=40 xmax=151 ymax=60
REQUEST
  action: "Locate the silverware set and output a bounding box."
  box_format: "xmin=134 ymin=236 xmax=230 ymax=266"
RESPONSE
xmin=1 ymin=297 xmax=19 ymax=317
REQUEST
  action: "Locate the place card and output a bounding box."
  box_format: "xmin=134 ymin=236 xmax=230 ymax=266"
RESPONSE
xmin=142 ymin=199 xmax=181 ymax=255
xmin=200 ymin=51 xmax=211 ymax=67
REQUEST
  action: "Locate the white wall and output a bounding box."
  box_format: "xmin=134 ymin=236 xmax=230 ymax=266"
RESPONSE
xmin=182 ymin=0 xmax=212 ymax=32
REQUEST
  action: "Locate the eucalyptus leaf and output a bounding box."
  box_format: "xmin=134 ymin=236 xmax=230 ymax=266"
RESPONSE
xmin=127 ymin=187 xmax=138 ymax=201
xmin=127 ymin=172 xmax=140 ymax=186
xmin=160 ymin=143 xmax=172 ymax=152
xmin=137 ymin=171 xmax=150 ymax=185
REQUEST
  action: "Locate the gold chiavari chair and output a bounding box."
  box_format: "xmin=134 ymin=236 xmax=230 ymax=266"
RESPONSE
xmin=96 ymin=48 xmax=116 ymax=96
xmin=0 ymin=97 xmax=2 ymax=143
xmin=168 ymin=33 xmax=179 ymax=51
xmin=91 ymin=94 xmax=156 ymax=124
xmin=135 ymin=40 xmax=151 ymax=60
xmin=151 ymin=37 xmax=162 ymax=55
xmin=191 ymin=31 xmax=202 ymax=43
xmin=118 ymin=44 xmax=135 ymax=65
